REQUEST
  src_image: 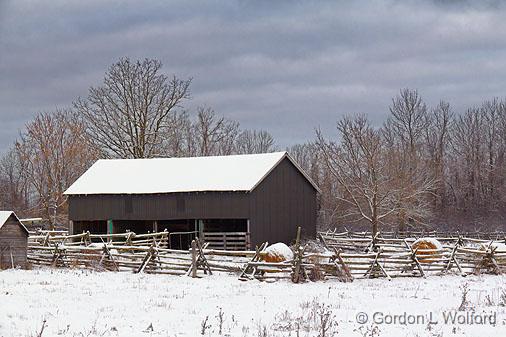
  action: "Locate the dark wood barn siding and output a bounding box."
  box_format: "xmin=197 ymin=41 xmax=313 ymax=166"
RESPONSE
xmin=0 ymin=215 xmax=28 ymax=269
xmin=249 ymin=158 xmax=317 ymax=245
xmin=68 ymin=192 xmax=250 ymax=221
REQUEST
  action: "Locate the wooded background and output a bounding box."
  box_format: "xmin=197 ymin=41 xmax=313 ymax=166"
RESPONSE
xmin=1 ymin=58 xmax=505 ymax=233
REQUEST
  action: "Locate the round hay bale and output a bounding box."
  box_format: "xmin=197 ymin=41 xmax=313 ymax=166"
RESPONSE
xmin=411 ymin=238 xmax=443 ymax=263
xmin=259 ymin=243 xmax=293 ymax=263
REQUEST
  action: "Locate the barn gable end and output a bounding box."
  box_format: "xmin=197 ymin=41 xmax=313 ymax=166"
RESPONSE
xmin=249 ymin=157 xmax=317 ymax=245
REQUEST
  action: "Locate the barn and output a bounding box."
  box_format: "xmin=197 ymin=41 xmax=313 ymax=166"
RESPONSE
xmin=0 ymin=211 xmax=29 ymax=269
xmin=64 ymin=152 xmax=319 ymax=249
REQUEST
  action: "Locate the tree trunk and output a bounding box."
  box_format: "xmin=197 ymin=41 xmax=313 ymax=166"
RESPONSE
xmin=371 ymin=216 xmax=379 ymax=237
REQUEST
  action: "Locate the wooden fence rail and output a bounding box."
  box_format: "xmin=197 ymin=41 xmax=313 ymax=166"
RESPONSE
xmin=202 ymin=232 xmax=251 ymax=250
xmin=320 ymin=228 xmax=506 ymax=240
xmin=29 ymin=230 xmax=251 ymax=251
xmin=25 ymin=229 xmax=506 ymax=282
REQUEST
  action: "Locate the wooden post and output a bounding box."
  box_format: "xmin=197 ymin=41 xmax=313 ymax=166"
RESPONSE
xmin=136 ymin=248 xmax=153 ymax=274
xmin=191 ymin=240 xmax=197 ymax=278
xmin=9 ymin=246 xmax=14 ymax=269
xmin=85 ymin=231 xmax=91 ymax=246
xmin=403 ymin=239 xmax=426 ymax=278
xmin=318 ymin=233 xmax=329 ymax=250
xmin=245 ymin=232 xmax=251 ymax=250
xmin=43 ymin=233 xmax=50 ymax=246
xmin=444 ymin=244 xmax=462 ymax=274
xmin=246 ymin=219 xmax=251 ymax=250
xmin=332 ymin=247 xmax=353 ymax=282
xmin=107 ymin=220 xmax=113 ymax=235
xmin=487 ymin=247 xmax=502 ymax=275
xmin=291 ymin=226 xmax=303 ymax=283
xmin=198 ymin=220 xmax=204 ymax=241
xmin=239 ymin=242 xmax=268 ymax=280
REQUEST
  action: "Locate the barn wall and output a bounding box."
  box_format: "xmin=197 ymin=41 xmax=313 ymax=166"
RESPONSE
xmin=0 ymin=215 xmax=28 ymax=269
xmin=68 ymin=192 xmax=250 ymax=221
xmin=249 ymin=158 xmax=317 ymax=245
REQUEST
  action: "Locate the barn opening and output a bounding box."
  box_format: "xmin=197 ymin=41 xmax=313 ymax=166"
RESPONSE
xmin=148 ymin=218 xmax=249 ymax=250
xmin=72 ymin=218 xmax=250 ymax=249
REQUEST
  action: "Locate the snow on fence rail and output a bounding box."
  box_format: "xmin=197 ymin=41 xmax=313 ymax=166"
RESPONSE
xmin=320 ymin=228 xmax=506 ymax=240
xmin=28 ymin=230 xmax=170 ymax=247
xmin=317 ymin=230 xmax=506 ymax=277
xmin=25 ymin=229 xmax=506 ymax=283
xmin=27 ymin=231 xmax=254 ymax=276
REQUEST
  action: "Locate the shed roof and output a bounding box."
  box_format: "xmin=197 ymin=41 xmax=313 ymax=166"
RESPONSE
xmin=64 ymin=152 xmax=319 ymax=195
xmin=0 ymin=211 xmax=29 ymax=234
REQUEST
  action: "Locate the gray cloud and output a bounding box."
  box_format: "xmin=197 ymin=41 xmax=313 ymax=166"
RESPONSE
xmin=2 ymin=0 xmax=506 ymax=153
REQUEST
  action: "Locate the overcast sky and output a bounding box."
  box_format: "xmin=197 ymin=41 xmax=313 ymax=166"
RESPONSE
xmin=1 ymin=0 xmax=506 ymax=154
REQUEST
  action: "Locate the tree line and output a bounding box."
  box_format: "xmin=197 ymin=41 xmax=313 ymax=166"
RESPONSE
xmin=0 ymin=58 xmax=276 ymax=224
xmin=293 ymin=91 xmax=506 ymax=233
xmin=1 ymin=57 xmax=505 ymax=233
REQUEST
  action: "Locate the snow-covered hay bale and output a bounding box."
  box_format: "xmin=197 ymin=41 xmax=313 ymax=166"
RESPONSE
xmin=412 ymin=238 xmax=443 ymax=263
xmin=259 ymin=243 xmax=293 ymax=263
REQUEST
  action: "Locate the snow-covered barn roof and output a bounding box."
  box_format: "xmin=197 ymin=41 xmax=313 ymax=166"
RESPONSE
xmin=64 ymin=151 xmax=319 ymax=195
xmin=0 ymin=211 xmax=29 ymax=234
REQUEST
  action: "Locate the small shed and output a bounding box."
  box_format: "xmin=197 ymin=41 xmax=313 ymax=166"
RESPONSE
xmin=0 ymin=211 xmax=29 ymax=269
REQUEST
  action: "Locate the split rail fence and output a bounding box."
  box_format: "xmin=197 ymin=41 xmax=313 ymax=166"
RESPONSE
xmin=25 ymin=228 xmax=506 ymax=283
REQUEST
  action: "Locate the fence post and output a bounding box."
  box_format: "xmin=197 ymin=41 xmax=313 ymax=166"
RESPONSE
xmin=85 ymin=231 xmax=91 ymax=246
xmin=291 ymin=226 xmax=303 ymax=283
xmin=191 ymin=240 xmax=197 ymax=278
xmin=246 ymin=232 xmax=251 ymax=250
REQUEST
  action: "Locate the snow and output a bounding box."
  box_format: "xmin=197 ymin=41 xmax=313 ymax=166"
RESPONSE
xmin=480 ymin=241 xmax=506 ymax=252
xmin=0 ymin=211 xmax=28 ymax=233
xmin=413 ymin=237 xmax=443 ymax=250
xmin=1 ymin=269 xmax=506 ymax=336
xmin=260 ymin=242 xmax=294 ymax=261
xmin=64 ymin=152 xmax=319 ymax=195
xmin=0 ymin=211 xmax=14 ymax=226
xmin=490 ymin=242 xmax=506 ymax=252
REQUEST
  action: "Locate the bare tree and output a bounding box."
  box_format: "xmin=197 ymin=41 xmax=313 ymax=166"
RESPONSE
xmin=236 ymin=130 xmax=276 ymax=154
xmin=15 ymin=110 xmax=98 ymax=226
xmin=423 ymin=101 xmax=453 ymax=212
xmin=0 ymin=149 xmax=29 ymax=214
xmin=382 ymin=89 xmax=435 ymax=230
xmin=446 ymin=100 xmax=506 ymax=226
xmin=161 ymin=111 xmax=193 ymax=157
xmin=288 ymin=142 xmax=341 ymax=229
xmin=75 ymin=58 xmax=191 ymax=158
xmin=192 ymin=107 xmax=239 ymax=156
xmin=385 ymin=88 xmax=429 ymax=158
xmin=317 ymin=115 xmax=435 ymax=235
xmin=450 ymin=108 xmax=486 ymax=214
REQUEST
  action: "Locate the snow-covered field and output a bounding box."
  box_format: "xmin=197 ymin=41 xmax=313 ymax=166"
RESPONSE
xmin=1 ymin=269 xmax=505 ymax=337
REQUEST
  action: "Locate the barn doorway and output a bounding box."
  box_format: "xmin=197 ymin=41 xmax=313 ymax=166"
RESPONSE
xmin=157 ymin=218 xmax=250 ymax=250
xmin=201 ymin=219 xmax=250 ymax=250
xmin=158 ymin=219 xmax=197 ymax=250
xmin=112 ymin=220 xmax=154 ymax=234
xmin=201 ymin=218 xmax=248 ymax=233
xmin=72 ymin=220 xmax=107 ymax=235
